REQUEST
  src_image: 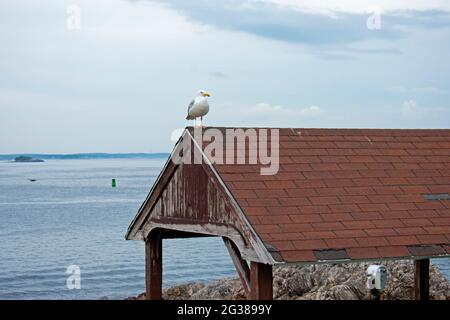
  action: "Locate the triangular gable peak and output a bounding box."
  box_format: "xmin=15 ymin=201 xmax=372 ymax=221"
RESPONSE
xmin=125 ymin=128 xmax=276 ymax=264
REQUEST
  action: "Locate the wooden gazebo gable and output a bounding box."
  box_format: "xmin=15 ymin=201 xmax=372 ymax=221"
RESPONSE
xmin=125 ymin=128 xmax=274 ymax=264
xmin=126 ymin=127 xmax=450 ymax=300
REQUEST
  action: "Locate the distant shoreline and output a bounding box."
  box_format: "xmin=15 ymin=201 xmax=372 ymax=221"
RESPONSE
xmin=0 ymin=153 xmax=170 ymax=161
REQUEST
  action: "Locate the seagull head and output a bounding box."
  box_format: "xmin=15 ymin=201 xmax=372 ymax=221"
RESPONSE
xmin=198 ymin=90 xmax=211 ymax=97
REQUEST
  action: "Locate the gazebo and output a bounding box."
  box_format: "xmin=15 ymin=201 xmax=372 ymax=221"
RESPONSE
xmin=126 ymin=127 xmax=450 ymax=300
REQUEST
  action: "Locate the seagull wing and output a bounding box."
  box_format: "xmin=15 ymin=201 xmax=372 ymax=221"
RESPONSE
xmin=186 ymin=99 xmax=195 ymax=120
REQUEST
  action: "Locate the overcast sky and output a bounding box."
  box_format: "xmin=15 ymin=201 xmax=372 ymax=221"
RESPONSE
xmin=1 ymin=0 xmax=449 ymax=153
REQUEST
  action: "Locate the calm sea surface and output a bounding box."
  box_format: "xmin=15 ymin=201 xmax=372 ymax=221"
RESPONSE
xmin=0 ymin=159 xmax=236 ymax=299
xmin=0 ymin=158 xmax=448 ymax=299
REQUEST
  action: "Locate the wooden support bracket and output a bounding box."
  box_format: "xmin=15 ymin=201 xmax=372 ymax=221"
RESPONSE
xmin=223 ymin=237 xmax=251 ymax=297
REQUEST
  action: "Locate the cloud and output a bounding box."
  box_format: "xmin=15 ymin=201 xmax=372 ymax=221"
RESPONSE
xmin=256 ymin=1 xmax=450 ymax=14
xmin=209 ymin=71 xmax=229 ymax=79
xmin=388 ymin=10 xmax=450 ymax=29
xmin=246 ymin=103 xmax=324 ymax=117
xmin=401 ymin=100 xmax=448 ymax=116
xmin=387 ymin=86 xmax=449 ymax=94
xmin=147 ymin=0 xmax=403 ymax=45
xmin=414 ymin=86 xmax=449 ymax=93
xmin=143 ymin=0 xmax=450 ymax=47
xmin=402 ymin=100 xmax=419 ymax=113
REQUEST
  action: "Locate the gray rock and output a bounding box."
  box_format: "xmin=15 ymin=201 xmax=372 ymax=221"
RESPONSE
xmin=128 ymin=260 xmax=450 ymax=300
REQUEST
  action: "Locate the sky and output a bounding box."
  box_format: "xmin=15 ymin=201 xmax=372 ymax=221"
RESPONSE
xmin=0 ymin=0 xmax=449 ymax=153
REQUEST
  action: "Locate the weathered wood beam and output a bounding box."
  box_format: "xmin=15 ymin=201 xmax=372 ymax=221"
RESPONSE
xmin=249 ymin=262 xmax=273 ymax=300
xmin=414 ymin=259 xmax=430 ymax=300
xmin=126 ymin=159 xmax=178 ymax=240
xmin=223 ymin=237 xmax=251 ymax=296
xmin=145 ymin=232 xmax=163 ymax=300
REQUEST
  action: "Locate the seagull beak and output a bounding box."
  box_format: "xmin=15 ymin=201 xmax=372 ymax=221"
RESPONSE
xmin=202 ymin=92 xmax=211 ymax=97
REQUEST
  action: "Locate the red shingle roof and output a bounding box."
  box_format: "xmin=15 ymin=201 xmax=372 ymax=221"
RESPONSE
xmin=211 ymin=128 xmax=450 ymax=263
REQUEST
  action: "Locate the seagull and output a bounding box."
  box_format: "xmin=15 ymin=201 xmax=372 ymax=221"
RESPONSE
xmin=186 ymin=90 xmax=210 ymax=127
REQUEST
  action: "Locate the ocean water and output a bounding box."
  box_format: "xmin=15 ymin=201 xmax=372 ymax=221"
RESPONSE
xmin=0 ymin=159 xmax=236 ymax=299
xmin=0 ymin=158 xmax=448 ymax=300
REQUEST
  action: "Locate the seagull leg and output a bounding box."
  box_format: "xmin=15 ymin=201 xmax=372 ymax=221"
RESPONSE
xmin=200 ymin=116 xmax=203 ymax=127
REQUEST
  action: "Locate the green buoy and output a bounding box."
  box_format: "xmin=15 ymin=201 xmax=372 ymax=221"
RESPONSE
xmin=112 ymin=179 xmax=117 ymax=188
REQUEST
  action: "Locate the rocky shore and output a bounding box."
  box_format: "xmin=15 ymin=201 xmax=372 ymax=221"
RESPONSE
xmin=126 ymin=260 xmax=450 ymax=300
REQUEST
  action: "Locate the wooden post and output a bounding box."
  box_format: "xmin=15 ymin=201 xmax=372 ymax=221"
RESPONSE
xmin=414 ymin=259 xmax=429 ymax=301
xmin=145 ymin=232 xmax=163 ymax=300
xmin=249 ymin=262 xmax=273 ymax=300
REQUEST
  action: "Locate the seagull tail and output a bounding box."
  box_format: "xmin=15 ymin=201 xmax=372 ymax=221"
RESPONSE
xmin=186 ymin=115 xmax=195 ymax=120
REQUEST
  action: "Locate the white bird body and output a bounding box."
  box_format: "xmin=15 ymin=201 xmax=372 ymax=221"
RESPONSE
xmin=186 ymin=90 xmax=211 ymax=126
xmin=186 ymin=96 xmax=209 ymax=119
